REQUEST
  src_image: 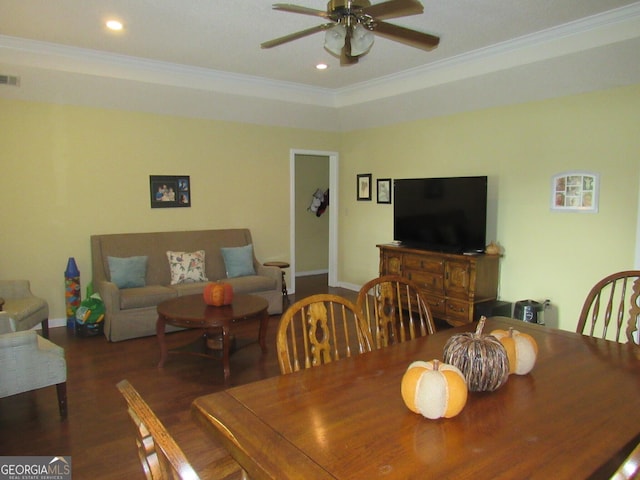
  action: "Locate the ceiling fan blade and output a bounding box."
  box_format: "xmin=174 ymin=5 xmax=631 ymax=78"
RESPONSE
xmin=361 ymin=0 xmax=424 ymax=20
xmin=272 ymin=3 xmax=332 ymax=19
xmin=261 ymin=23 xmax=334 ymax=49
xmin=373 ymin=21 xmax=439 ymax=51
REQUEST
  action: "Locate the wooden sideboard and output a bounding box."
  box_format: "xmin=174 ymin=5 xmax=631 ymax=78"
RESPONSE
xmin=377 ymin=244 xmax=500 ymax=326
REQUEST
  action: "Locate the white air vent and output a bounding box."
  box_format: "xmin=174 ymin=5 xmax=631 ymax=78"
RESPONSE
xmin=0 ymin=75 xmax=20 ymax=86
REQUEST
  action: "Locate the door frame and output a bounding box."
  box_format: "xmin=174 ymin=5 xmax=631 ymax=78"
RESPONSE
xmin=289 ymin=149 xmax=339 ymax=293
xmin=636 ymin=169 xmax=640 ymax=269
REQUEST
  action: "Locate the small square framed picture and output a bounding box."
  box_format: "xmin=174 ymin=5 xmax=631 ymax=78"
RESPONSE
xmin=377 ymin=178 xmax=392 ymax=204
xmin=357 ymin=174 xmax=372 ymax=201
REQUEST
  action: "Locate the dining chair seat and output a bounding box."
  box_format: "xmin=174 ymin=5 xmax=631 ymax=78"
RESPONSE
xmin=276 ymin=294 xmax=373 ymax=374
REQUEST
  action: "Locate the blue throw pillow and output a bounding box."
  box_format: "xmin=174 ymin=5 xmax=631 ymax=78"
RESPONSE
xmin=221 ymin=244 xmax=256 ymax=278
xmin=107 ymin=256 xmax=148 ymax=289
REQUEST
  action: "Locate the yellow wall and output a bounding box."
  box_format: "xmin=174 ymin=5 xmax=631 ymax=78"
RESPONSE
xmin=0 ymin=98 xmax=338 ymax=321
xmin=295 ymin=155 xmax=330 ymax=273
xmin=2 ymin=84 xmax=639 ymax=334
xmin=338 ymin=84 xmax=640 ymax=331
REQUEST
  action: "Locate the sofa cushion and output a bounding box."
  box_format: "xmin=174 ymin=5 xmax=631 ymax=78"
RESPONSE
xmin=225 ymin=275 xmax=276 ymax=294
xmin=108 ymin=256 xmax=148 ymax=289
xmin=221 ymin=244 xmax=256 ymax=278
xmin=166 ymin=250 xmax=208 ymax=285
xmin=170 ymin=282 xmax=209 ymax=297
xmin=119 ymin=285 xmax=177 ymax=310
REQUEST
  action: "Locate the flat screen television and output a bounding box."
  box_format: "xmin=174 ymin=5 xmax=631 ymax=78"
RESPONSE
xmin=393 ymin=176 xmax=488 ymax=254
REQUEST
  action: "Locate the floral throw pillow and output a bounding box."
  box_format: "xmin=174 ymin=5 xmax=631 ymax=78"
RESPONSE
xmin=166 ymin=250 xmax=208 ymax=285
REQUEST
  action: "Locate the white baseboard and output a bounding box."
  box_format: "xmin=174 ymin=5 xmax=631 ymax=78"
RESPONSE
xmin=28 ymin=317 xmax=67 ymax=333
xmin=295 ymin=269 xmax=329 ymax=277
xmin=336 ymin=281 xmax=360 ymax=292
xmin=49 ymin=318 xmax=67 ymax=328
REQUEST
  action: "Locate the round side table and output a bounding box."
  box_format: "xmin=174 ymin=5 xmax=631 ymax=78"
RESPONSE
xmin=264 ymin=261 xmax=290 ymax=304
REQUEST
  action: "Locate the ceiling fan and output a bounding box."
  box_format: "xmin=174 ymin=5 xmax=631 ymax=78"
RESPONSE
xmin=261 ymin=0 xmax=440 ymax=65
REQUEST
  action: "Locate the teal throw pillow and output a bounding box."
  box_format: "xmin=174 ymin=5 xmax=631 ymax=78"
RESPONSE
xmin=221 ymin=244 xmax=256 ymax=278
xmin=107 ymin=255 xmax=148 ymax=289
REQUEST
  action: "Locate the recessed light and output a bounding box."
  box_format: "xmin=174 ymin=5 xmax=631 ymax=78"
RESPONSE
xmin=316 ymin=63 xmax=328 ymax=70
xmin=106 ymin=20 xmax=123 ymax=31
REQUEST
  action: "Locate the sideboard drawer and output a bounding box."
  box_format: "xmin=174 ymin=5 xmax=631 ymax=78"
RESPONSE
xmin=404 ymin=254 xmax=444 ymax=274
xmin=406 ymin=270 xmax=444 ymax=295
xmin=446 ymin=299 xmax=472 ymax=325
xmin=425 ymin=295 xmax=446 ymax=318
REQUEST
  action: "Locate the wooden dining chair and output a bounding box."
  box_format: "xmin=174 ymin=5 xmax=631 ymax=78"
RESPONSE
xmin=610 ymin=441 xmax=640 ymax=479
xmin=116 ymin=380 xmax=247 ymax=480
xmin=276 ymin=294 xmax=373 ymax=374
xmin=357 ymin=275 xmax=436 ymax=349
xmin=576 ymin=270 xmax=640 ymax=345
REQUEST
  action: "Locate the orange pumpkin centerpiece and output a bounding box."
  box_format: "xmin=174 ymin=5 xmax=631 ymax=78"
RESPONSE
xmin=490 ymin=327 xmax=538 ymax=375
xmin=203 ymin=282 xmax=234 ymax=307
xmin=401 ymin=359 xmax=468 ymax=419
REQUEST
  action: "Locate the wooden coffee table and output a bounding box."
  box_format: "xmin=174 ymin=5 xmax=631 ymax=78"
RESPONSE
xmin=156 ymin=293 xmax=269 ymax=383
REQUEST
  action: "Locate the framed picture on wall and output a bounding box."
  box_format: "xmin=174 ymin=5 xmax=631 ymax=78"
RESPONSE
xmin=150 ymin=175 xmax=191 ymax=208
xmin=357 ymin=173 xmax=372 ymax=201
xmin=377 ymin=178 xmax=392 ymax=204
xmin=551 ymin=171 xmax=599 ymax=213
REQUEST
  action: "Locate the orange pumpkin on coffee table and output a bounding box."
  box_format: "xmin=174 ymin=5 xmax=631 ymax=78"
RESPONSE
xmin=203 ymin=282 xmax=234 ymax=307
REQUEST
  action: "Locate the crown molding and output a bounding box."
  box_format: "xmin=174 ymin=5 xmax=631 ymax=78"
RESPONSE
xmin=0 ymin=34 xmax=335 ymax=107
xmin=0 ymin=3 xmax=638 ymax=110
xmin=334 ymin=2 xmax=640 ymax=106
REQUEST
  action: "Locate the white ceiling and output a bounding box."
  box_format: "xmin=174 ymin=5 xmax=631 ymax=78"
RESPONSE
xmin=1 ymin=0 xmax=639 ymax=130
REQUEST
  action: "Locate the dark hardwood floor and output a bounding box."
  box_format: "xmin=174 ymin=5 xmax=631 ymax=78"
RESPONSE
xmin=0 ymin=274 xmax=352 ymax=479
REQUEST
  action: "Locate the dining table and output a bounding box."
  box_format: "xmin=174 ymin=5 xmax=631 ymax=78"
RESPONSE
xmin=191 ymin=316 xmax=640 ymax=479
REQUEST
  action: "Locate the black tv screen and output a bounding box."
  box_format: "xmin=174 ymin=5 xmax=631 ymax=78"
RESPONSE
xmin=393 ymin=176 xmax=488 ymax=254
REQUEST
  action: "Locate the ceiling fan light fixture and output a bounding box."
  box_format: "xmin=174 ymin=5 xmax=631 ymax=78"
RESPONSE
xmin=350 ymin=23 xmax=374 ymax=56
xmin=263 ymin=1 xmax=440 ymax=66
xmin=324 ymin=24 xmax=346 ymax=56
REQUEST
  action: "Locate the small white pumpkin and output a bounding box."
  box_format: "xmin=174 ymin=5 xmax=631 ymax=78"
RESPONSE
xmin=490 ymin=327 xmax=538 ymax=375
xmin=401 ymin=359 xmax=468 ymax=420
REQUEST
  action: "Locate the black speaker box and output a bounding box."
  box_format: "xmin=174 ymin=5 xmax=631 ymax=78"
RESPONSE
xmin=474 ymin=301 xmax=513 ymax=321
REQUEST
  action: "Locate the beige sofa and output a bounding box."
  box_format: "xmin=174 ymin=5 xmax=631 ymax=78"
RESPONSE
xmin=91 ymin=229 xmax=282 ymax=342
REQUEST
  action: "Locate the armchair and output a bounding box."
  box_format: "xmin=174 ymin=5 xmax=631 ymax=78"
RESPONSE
xmin=0 ymin=326 xmax=67 ymax=418
xmin=0 ymin=280 xmax=49 ymax=337
xmin=0 ymin=311 xmax=16 ymax=335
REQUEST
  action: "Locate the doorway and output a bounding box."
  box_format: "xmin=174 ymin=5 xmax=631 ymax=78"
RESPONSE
xmin=289 ymin=149 xmax=339 ymax=294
